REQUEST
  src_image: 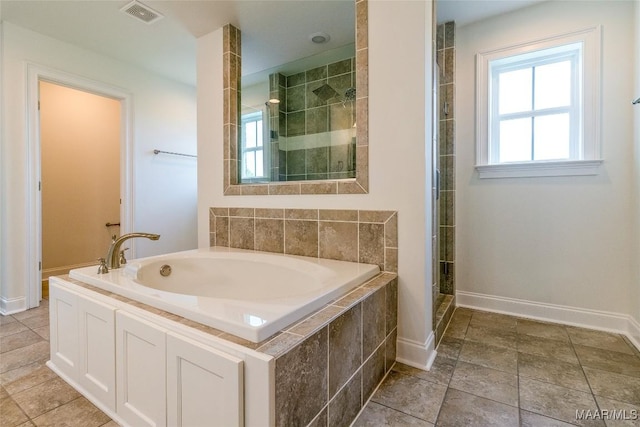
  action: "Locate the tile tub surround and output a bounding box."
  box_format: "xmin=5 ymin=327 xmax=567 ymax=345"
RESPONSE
xmin=271 ymin=273 xmax=397 ymax=427
xmin=209 ymin=208 xmax=398 ymax=273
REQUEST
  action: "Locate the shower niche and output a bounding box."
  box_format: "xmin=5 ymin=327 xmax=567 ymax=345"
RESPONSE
xmin=241 ymin=58 xmax=357 ymax=183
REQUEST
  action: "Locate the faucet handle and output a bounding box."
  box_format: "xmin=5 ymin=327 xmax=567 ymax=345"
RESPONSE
xmin=119 ymin=248 xmax=129 ymax=265
xmin=97 ymin=258 xmax=109 ymax=274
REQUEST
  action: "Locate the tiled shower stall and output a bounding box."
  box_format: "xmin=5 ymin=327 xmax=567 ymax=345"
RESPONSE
xmin=435 ymin=21 xmax=456 ymax=343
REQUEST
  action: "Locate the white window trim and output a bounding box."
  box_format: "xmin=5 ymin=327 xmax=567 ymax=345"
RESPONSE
xmin=240 ymin=111 xmax=267 ymax=180
xmin=475 ymin=26 xmax=602 ymax=179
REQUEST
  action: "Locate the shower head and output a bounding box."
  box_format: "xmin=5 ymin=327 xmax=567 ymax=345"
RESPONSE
xmin=344 ymin=87 xmax=356 ymax=101
xmin=312 ymin=84 xmax=339 ymax=102
xmin=339 ymin=87 xmax=357 ymax=108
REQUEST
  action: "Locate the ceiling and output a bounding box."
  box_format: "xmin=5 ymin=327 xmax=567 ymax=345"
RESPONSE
xmin=0 ymin=0 xmax=546 ymax=87
xmin=437 ymin=0 xmax=546 ymax=28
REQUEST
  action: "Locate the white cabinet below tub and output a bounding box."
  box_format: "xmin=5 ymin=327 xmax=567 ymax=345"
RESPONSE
xmin=50 ymin=284 xmax=80 ymax=380
xmin=48 ymin=279 xmax=245 ymax=427
xmin=50 ymin=284 xmax=117 ymax=412
xmin=78 ymin=296 xmax=116 ymax=411
xmin=167 ymin=332 xmax=244 ymax=427
xmin=116 ymin=311 xmax=245 ymax=427
xmin=115 ymin=311 xmax=167 ymax=427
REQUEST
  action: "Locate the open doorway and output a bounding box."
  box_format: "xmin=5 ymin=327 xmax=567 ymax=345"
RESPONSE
xmin=26 ymin=64 xmax=133 ymax=308
xmin=39 ymin=81 xmax=121 ymax=298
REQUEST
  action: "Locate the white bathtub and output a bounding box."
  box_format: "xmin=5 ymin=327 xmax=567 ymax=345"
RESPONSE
xmin=69 ymin=247 xmax=379 ymax=342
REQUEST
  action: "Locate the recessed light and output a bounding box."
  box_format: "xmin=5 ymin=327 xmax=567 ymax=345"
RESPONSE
xmin=309 ymin=32 xmax=330 ymax=44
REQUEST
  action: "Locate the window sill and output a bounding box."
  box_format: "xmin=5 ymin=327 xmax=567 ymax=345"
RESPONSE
xmin=475 ymin=160 xmax=603 ymax=179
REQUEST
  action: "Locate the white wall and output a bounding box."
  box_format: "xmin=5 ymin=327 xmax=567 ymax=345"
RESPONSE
xmin=0 ymin=22 xmax=198 ymax=312
xmin=632 ymin=0 xmax=640 ymax=345
xmin=197 ymin=1 xmax=436 ymax=368
xmin=456 ymin=1 xmax=637 ymax=332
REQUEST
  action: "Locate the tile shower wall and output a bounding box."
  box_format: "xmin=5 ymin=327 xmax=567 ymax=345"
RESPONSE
xmin=209 ymin=208 xmax=398 ymax=273
xmin=222 ymin=24 xmax=241 ymax=190
xmin=438 ymin=22 xmax=456 ymax=295
xmin=268 ymin=59 xmax=357 ymax=181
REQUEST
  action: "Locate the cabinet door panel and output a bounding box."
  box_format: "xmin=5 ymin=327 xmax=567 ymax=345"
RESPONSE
xmin=167 ymin=333 xmax=244 ymax=427
xmin=78 ymin=297 xmax=116 ymax=411
xmin=49 ymin=283 xmax=79 ymax=379
xmin=116 ymin=311 xmax=167 ymax=427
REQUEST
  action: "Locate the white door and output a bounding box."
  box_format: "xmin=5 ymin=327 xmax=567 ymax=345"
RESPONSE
xmin=78 ymin=296 xmax=116 ymax=412
xmin=116 ymin=311 xmax=167 ymax=427
xmin=49 ymin=282 xmax=79 ymax=380
xmin=166 ymin=333 xmax=244 ymax=427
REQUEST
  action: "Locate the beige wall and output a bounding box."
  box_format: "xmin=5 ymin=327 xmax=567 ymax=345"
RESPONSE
xmin=456 ymin=1 xmax=636 ymax=332
xmin=40 ymin=81 xmax=120 ymax=272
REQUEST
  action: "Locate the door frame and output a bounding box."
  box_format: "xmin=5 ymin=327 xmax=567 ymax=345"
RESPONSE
xmin=26 ymin=63 xmax=134 ymax=308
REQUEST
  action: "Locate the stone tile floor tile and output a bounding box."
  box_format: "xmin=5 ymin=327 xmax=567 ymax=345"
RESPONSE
xmin=567 ymin=327 xmax=636 ymax=355
xmin=355 ymin=307 xmax=640 ymax=426
xmin=516 ymin=318 xmax=570 ymax=343
xmin=464 ymin=324 xmax=517 ymax=350
xmin=519 ymin=377 xmax=603 ymax=427
xmin=518 ymin=351 xmax=591 ymax=392
xmin=30 ymin=396 xmax=110 ymax=427
xmin=517 ymin=333 xmax=580 ymax=364
xmin=392 ymin=356 xmax=455 ymax=386
xmin=435 ymin=388 xmax=519 ymax=427
xmin=458 ymin=340 xmax=518 ymax=373
xmin=574 ymin=344 xmax=640 ymax=378
xmin=448 ymin=360 xmax=518 ymax=406
xmin=353 ymin=401 xmax=435 ymax=426
xmin=583 ymin=367 xmax=640 ymax=405
xmin=593 ymin=396 xmax=640 ymax=427
xmin=519 ymin=409 xmax=577 ymax=427
xmin=468 ymin=311 xmax=518 ymax=332
xmin=371 ymin=371 xmax=447 ymax=423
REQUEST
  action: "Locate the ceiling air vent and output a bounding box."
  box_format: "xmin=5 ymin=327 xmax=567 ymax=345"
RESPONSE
xmin=120 ymin=1 xmax=164 ymax=25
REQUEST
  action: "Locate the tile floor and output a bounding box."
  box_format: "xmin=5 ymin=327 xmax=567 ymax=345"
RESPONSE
xmin=1 ymin=302 xmax=639 ymax=426
xmin=355 ymin=308 xmax=640 ymax=427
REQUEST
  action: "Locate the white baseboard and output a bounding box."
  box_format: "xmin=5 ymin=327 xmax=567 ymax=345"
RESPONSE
xmin=627 ymin=316 xmax=640 ymax=351
xmin=396 ymin=332 xmax=437 ymax=371
xmin=457 ymin=290 xmax=640 ymax=351
xmin=0 ymin=296 xmax=27 ymax=315
xmin=42 ymin=261 xmax=96 ymax=280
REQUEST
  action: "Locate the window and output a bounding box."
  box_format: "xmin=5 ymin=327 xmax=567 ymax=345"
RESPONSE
xmin=476 ymin=27 xmax=602 ymax=178
xmin=240 ymin=111 xmax=266 ymax=180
